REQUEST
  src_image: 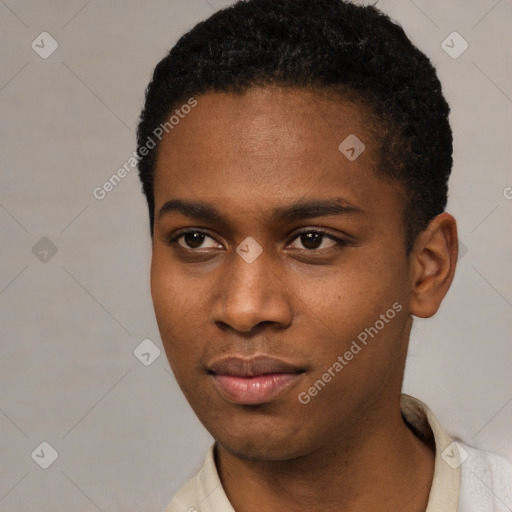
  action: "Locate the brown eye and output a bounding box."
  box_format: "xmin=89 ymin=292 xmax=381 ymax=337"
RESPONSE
xmin=169 ymin=230 xmax=220 ymax=250
xmin=299 ymin=232 xmax=324 ymax=249
xmin=289 ymin=230 xmax=343 ymax=251
xmin=181 ymin=232 xmax=206 ymax=249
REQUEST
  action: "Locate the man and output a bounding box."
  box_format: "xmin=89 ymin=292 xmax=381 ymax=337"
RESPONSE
xmin=136 ymin=0 xmax=512 ymax=510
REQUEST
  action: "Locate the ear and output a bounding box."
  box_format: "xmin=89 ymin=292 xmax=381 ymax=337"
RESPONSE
xmin=409 ymin=213 xmax=458 ymax=318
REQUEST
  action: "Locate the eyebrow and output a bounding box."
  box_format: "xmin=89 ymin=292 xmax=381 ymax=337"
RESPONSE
xmin=157 ymin=198 xmax=365 ymax=224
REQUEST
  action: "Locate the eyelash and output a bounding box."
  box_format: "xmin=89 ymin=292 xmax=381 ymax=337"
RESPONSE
xmin=166 ymin=229 xmax=347 ymax=252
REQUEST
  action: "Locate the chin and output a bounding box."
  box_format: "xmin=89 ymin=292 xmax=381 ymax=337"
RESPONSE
xmin=209 ymin=414 xmax=314 ymax=462
xmin=185 ymin=387 xmax=322 ymax=460
xmin=218 ymin=437 xmax=302 ymax=461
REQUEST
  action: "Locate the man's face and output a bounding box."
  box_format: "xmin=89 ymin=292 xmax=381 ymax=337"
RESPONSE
xmin=151 ymin=86 xmax=414 ymax=460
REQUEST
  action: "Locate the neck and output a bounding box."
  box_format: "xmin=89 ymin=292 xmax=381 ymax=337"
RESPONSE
xmin=215 ymin=397 xmax=435 ymax=512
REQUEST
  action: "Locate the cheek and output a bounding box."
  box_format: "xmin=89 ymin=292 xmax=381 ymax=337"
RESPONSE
xmin=303 ymin=258 xmax=403 ymax=329
xmin=150 ymin=254 xmax=203 ymax=367
xmin=295 ymin=250 xmax=409 ymax=377
xmin=150 ymin=258 xmax=174 ymax=334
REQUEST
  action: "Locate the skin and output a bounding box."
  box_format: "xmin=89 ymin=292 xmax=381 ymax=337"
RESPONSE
xmin=150 ymin=86 xmax=458 ymax=512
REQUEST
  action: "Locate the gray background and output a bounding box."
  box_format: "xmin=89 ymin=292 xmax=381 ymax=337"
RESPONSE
xmin=0 ymin=0 xmax=511 ymax=510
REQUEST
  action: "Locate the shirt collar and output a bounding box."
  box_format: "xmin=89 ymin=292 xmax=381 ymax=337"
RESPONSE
xmin=401 ymin=394 xmax=461 ymax=511
xmin=191 ymin=394 xmax=460 ymax=512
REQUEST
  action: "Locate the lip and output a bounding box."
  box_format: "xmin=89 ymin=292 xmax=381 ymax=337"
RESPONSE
xmin=208 ymin=355 xmax=305 ymax=405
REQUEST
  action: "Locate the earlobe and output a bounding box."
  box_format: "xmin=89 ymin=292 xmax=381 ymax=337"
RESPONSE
xmin=409 ymin=213 xmax=458 ymax=318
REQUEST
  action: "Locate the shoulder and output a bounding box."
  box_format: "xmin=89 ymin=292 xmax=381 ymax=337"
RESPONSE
xmin=163 ymin=444 xmax=226 ymax=512
xmin=456 ymin=440 xmax=512 ymax=512
xmin=163 ymin=475 xmax=198 ymax=512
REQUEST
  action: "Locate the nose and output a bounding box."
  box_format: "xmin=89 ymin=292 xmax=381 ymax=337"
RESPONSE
xmin=211 ymin=246 xmax=293 ymax=333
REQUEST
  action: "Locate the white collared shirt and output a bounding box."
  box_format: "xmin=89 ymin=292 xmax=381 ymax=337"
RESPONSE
xmin=165 ymin=394 xmax=512 ymax=512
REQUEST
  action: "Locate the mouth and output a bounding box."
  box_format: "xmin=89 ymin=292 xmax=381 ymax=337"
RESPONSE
xmin=207 ymin=355 xmax=306 ymax=405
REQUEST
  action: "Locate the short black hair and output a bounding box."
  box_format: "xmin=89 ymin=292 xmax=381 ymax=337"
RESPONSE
xmin=136 ymin=0 xmax=452 ymax=252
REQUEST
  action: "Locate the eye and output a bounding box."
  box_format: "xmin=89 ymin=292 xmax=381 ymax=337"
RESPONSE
xmin=288 ymin=230 xmax=346 ymax=251
xmin=167 ymin=229 xmax=347 ymax=252
xmin=169 ymin=230 xmax=220 ymax=250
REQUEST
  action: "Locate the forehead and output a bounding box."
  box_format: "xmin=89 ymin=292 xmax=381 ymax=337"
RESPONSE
xmin=152 ymin=86 xmax=403 ymax=228
xmin=155 ymin=86 xmax=374 ymax=172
